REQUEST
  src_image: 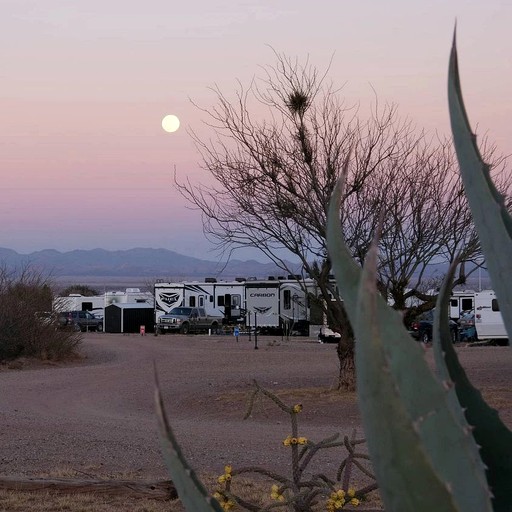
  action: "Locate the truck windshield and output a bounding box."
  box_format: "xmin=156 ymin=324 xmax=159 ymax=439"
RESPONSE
xmin=169 ymin=307 xmax=192 ymax=316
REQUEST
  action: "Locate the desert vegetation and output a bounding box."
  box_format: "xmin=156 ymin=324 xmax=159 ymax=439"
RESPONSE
xmin=0 ymin=265 xmax=81 ymax=362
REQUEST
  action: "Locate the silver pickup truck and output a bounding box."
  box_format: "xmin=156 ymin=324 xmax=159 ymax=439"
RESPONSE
xmin=156 ymin=307 xmax=223 ymax=335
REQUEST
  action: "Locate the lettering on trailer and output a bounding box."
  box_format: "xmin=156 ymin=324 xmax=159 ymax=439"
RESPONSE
xmin=249 ymin=293 xmax=276 ymax=297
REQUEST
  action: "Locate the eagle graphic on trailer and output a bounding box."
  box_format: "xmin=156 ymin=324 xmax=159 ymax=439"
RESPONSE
xmin=154 ymin=280 xmax=246 ymax=325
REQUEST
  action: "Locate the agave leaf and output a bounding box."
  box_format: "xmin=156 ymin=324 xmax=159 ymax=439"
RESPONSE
xmin=448 ymin=32 xmax=512 ymax=343
xmin=154 ymin=370 xmax=224 ymax=512
xmin=355 ymin=230 xmax=459 ymax=511
xmin=433 ymin=260 xmax=512 ymax=511
xmin=327 ymin=181 xmax=492 ymax=512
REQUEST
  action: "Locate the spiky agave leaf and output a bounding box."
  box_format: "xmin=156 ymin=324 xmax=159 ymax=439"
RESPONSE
xmin=448 ymin=31 xmax=512 ymax=343
xmin=154 ymin=369 xmax=224 ymax=512
xmin=326 ymin=179 xmax=492 ymax=511
xmin=433 ymin=259 xmax=512 ymax=511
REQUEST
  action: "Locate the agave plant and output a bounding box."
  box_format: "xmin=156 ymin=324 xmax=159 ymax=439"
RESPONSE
xmin=154 ymin=31 xmax=512 ymax=512
xmin=326 ymin=31 xmax=512 ymax=512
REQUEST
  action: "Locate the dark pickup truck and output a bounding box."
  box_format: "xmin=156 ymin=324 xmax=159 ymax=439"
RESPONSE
xmin=59 ymin=311 xmax=103 ymax=332
xmin=156 ymin=307 xmax=222 ymax=334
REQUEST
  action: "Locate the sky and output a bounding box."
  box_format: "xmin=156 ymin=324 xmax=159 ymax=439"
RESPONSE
xmin=1 ymin=0 xmax=511 ymax=263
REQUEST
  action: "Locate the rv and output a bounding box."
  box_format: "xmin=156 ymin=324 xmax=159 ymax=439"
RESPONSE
xmin=54 ymin=288 xmax=153 ymax=319
xmin=474 ymin=290 xmax=508 ymax=341
xmin=244 ymin=277 xmax=311 ymax=335
xmin=154 ymin=279 xmax=246 ymax=325
xmin=449 ymin=290 xmax=476 ymax=320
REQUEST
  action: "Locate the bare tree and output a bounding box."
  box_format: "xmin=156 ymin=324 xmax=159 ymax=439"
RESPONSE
xmin=176 ymin=53 xmax=508 ymax=390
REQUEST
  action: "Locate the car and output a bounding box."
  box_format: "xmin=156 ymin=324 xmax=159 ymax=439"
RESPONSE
xmin=317 ymin=326 xmax=342 ymax=344
xmin=58 ymin=311 xmax=103 ymax=332
xmin=410 ymin=310 xmax=459 ymax=344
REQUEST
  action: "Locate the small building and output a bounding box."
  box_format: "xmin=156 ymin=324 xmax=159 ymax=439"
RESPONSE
xmin=104 ymin=303 xmax=154 ymax=334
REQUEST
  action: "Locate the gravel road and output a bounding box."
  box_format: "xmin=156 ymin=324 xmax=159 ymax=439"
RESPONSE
xmin=1 ymin=333 xmax=510 ymax=481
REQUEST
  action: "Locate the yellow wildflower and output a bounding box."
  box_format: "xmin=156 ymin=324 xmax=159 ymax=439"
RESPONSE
xmin=290 ymin=437 xmax=298 ymax=445
xmin=347 ymin=488 xmax=356 ymax=498
xmin=213 ymin=491 xmax=235 ymax=510
xmin=283 ymin=436 xmax=292 ymax=446
xmin=297 ymin=437 xmax=308 ymax=445
xmin=217 ymin=465 xmax=233 ymax=484
xmin=270 ymin=484 xmax=285 ymax=502
xmin=350 ymin=497 xmax=360 ymax=506
xmin=292 ymin=404 xmax=303 ymax=413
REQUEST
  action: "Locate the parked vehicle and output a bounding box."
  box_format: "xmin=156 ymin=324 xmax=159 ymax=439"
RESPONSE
xmin=410 ymin=310 xmax=459 ymax=343
xmin=58 ymin=311 xmax=103 ymax=332
xmin=155 ymin=307 xmax=223 ymax=334
xmin=317 ymin=326 xmax=341 ymax=344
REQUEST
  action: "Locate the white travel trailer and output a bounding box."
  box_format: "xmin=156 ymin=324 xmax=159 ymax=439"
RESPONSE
xmin=54 ymin=288 xmax=153 ymax=318
xmin=154 ymin=279 xmax=246 ymax=325
xmin=474 ymin=289 xmax=508 ymax=340
xmin=53 ymin=294 xmax=105 ymax=314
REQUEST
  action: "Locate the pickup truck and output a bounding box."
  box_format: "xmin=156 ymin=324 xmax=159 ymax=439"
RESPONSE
xmin=156 ymin=307 xmax=222 ymax=335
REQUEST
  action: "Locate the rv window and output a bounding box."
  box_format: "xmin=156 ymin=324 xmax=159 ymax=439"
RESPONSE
xmin=210 ymin=296 xmax=213 ymax=302
xmin=232 ymin=295 xmax=241 ymax=307
xmin=189 ymin=296 xmax=196 ymax=307
xmin=283 ymin=290 xmax=291 ymax=310
xmin=218 ymin=296 xmax=225 ymax=307
xmin=492 ymin=299 xmax=500 ymax=312
xmin=450 ymin=299 xmax=458 ymax=307
xmin=199 ymin=296 xmax=204 ymax=307
xmin=461 ymin=298 xmax=473 ymax=311
xmin=82 ymin=302 xmax=93 ymax=311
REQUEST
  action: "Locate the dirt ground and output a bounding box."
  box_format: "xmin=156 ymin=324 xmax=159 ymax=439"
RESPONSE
xmin=0 ymin=333 xmax=511 ymax=486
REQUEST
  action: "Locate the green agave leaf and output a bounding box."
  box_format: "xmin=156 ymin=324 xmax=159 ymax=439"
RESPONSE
xmin=356 ymin=239 xmax=458 ymax=511
xmin=327 ymin=181 xmax=492 ymax=512
xmin=433 ymin=260 xmax=512 ymax=511
xmin=448 ymin=31 xmax=512 ymax=343
xmin=154 ymin=371 xmax=224 ymax=512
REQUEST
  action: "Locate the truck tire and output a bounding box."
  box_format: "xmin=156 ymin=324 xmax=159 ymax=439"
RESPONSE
xmin=421 ymin=331 xmax=430 ymax=344
xmin=211 ymin=322 xmax=218 ymax=334
xmin=97 ymin=323 xmax=103 ymax=333
xmin=180 ymin=323 xmax=190 ymax=335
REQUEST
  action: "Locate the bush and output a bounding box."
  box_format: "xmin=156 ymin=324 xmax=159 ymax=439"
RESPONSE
xmin=0 ymin=265 xmax=81 ymax=361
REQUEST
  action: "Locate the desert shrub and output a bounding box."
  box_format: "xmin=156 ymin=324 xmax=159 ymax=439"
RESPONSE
xmin=0 ymin=265 xmax=82 ymax=361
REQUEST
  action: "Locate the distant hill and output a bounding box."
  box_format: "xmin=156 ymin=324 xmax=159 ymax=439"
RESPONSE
xmin=0 ymin=247 xmax=296 ymax=283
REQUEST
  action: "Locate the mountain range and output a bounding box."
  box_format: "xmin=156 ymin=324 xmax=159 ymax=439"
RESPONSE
xmin=0 ymin=247 xmax=293 ymax=283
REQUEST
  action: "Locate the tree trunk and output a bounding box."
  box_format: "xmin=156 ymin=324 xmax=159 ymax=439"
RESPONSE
xmin=336 ymin=334 xmax=356 ymax=391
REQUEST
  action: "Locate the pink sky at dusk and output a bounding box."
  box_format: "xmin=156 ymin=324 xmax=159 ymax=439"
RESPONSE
xmin=1 ymin=0 xmax=511 ymax=263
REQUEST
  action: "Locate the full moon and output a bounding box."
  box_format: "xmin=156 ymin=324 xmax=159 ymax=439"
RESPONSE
xmin=162 ymin=114 xmax=180 ymax=133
